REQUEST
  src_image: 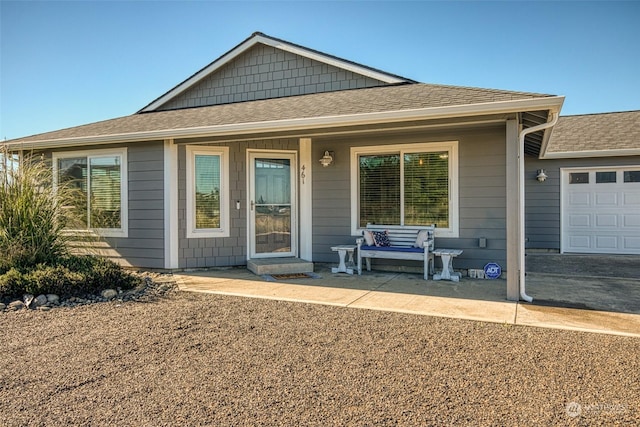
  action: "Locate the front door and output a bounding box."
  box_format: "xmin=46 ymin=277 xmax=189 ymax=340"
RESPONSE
xmin=248 ymin=151 xmax=297 ymax=258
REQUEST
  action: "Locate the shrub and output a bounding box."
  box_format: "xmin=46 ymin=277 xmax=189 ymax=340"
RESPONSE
xmin=0 ymin=148 xmax=141 ymax=301
xmin=0 ymin=149 xmax=77 ymax=273
xmin=0 ymin=256 xmax=141 ymax=300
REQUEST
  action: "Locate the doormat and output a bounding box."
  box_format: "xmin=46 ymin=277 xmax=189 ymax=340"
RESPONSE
xmin=262 ymin=272 xmax=321 ymax=282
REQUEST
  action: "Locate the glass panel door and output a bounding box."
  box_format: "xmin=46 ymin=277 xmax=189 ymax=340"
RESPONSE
xmin=249 ymin=152 xmax=297 ymax=258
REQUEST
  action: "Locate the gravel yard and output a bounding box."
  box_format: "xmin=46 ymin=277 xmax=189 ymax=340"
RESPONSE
xmin=1 ymin=289 xmax=638 ymax=426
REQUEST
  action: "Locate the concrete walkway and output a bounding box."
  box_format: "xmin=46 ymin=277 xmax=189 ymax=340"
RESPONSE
xmin=174 ymin=263 xmax=640 ymax=338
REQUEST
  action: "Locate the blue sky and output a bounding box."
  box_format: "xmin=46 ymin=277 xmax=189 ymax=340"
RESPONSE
xmin=1 ymin=1 xmax=639 ymax=140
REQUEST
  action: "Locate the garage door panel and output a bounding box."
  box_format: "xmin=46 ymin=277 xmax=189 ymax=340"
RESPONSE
xmin=568 ymin=214 xmax=590 ymax=227
xmin=624 ymin=237 xmax=640 ymax=251
xmin=623 ymin=192 xmax=640 ymax=206
xmin=624 ymin=214 xmax=640 ymax=227
xmin=568 ymin=235 xmax=591 ymax=249
xmin=595 ymin=235 xmax=618 ymax=249
xmin=569 ymin=192 xmax=590 ymax=206
xmin=595 ymin=192 xmax=618 ymax=206
xmin=595 ymin=214 xmax=618 ymax=227
xmin=562 ymin=167 xmax=640 ymax=254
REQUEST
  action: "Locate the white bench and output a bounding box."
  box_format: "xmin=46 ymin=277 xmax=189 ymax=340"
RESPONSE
xmin=356 ymin=224 xmax=435 ymax=280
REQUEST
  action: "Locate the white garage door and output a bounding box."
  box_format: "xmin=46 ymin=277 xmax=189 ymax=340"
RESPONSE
xmin=562 ymin=167 xmax=640 ymax=254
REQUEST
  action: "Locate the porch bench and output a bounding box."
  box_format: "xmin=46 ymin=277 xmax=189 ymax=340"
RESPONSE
xmin=356 ymin=224 xmax=435 ymax=280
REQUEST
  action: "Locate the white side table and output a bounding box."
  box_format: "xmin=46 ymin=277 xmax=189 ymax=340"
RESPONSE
xmin=331 ymin=245 xmax=357 ymax=274
xmin=433 ymin=249 xmax=463 ymax=282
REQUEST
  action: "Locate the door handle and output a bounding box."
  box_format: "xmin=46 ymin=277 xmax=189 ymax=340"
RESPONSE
xmin=250 ymin=200 xmax=255 ymax=211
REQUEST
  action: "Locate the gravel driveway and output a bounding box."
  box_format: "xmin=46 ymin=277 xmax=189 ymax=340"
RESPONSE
xmin=1 ymin=290 xmax=638 ymax=426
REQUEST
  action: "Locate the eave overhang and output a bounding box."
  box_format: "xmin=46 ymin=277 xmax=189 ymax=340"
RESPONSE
xmin=4 ymin=96 xmax=565 ymax=151
xmin=541 ymin=148 xmax=640 ymax=159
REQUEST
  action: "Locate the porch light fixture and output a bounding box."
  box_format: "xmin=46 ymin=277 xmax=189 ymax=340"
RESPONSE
xmin=536 ymin=169 xmax=548 ymax=182
xmin=319 ymin=151 xmax=334 ymax=167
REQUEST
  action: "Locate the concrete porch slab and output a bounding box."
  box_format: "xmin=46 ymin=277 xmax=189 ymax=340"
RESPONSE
xmin=247 ymin=257 xmax=314 ymax=275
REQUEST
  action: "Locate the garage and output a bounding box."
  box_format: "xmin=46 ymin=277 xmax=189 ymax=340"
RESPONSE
xmin=562 ymin=166 xmax=640 ymax=254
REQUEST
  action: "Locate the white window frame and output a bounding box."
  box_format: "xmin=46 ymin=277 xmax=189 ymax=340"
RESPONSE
xmin=52 ymin=148 xmax=128 ymax=238
xmin=350 ymin=141 xmax=459 ymax=238
xmin=186 ymin=146 xmax=230 ymax=238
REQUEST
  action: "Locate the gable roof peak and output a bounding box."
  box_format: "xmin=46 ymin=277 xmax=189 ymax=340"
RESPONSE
xmin=139 ymin=32 xmax=415 ymax=113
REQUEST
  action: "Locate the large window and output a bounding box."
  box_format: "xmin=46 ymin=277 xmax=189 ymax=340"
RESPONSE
xmin=53 ymin=148 xmax=127 ymax=237
xmin=186 ymin=146 xmax=230 ymax=238
xmin=351 ymin=142 xmax=458 ymax=237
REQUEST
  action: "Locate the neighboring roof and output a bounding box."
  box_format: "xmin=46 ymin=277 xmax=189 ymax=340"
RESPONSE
xmin=139 ymin=32 xmax=416 ymax=113
xmin=4 ymin=83 xmax=562 ymax=149
xmin=542 ymin=110 xmax=640 ymax=158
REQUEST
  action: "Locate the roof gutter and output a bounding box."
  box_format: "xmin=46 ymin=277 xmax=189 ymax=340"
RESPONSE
xmin=4 ymin=96 xmax=565 ymax=150
xmin=517 ymin=111 xmax=559 ymax=302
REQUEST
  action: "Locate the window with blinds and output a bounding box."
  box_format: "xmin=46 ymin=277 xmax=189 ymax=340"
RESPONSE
xmin=403 ymin=152 xmax=449 ymax=228
xmin=186 ymin=146 xmax=230 ymax=238
xmin=55 ymin=149 xmax=126 ymax=236
xmin=194 ymin=154 xmax=221 ymax=229
xmin=353 ymin=142 xmax=457 ymax=236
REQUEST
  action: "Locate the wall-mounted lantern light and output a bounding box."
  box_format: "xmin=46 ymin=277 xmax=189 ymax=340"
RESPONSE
xmin=536 ymin=169 xmax=548 ymax=182
xmin=319 ymin=151 xmax=334 ymax=167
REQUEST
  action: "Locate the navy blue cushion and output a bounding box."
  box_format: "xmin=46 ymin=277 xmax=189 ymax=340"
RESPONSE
xmin=371 ymin=230 xmax=390 ymax=247
xmin=360 ymin=245 xmax=424 ymax=253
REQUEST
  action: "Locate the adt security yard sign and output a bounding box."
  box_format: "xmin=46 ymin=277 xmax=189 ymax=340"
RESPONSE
xmin=484 ymin=263 xmax=501 ymax=279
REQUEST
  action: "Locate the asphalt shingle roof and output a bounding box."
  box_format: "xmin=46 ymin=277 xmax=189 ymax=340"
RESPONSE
xmin=547 ymin=110 xmax=640 ymax=153
xmin=6 ymin=83 xmax=552 ymax=145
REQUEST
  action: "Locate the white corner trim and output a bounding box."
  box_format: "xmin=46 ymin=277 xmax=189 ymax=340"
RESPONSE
xmin=164 ymin=139 xmax=179 ymax=269
xmin=299 ymin=138 xmax=313 ymax=261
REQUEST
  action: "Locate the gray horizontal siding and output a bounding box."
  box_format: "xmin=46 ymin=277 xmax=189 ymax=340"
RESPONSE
xmin=104 ymin=141 xmax=165 ymax=268
xmin=41 ymin=141 xmax=166 ymax=269
xmin=312 ymin=125 xmax=508 ymax=271
xmin=177 ymin=138 xmax=299 ymax=269
xmin=525 ymin=155 xmax=640 ymax=251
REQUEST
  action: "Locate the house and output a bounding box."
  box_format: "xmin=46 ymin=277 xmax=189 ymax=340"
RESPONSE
xmin=6 ymin=31 xmax=619 ymax=302
xmin=526 ymin=110 xmax=640 ymax=254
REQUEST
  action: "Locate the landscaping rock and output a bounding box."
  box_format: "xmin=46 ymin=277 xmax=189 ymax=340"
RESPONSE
xmin=8 ymin=300 xmax=24 ymax=311
xmin=35 ymin=294 xmax=48 ymax=307
xmin=1 ymin=274 xmax=176 ymax=314
xmin=23 ymin=294 xmax=34 ymax=308
xmin=101 ymin=289 xmax=118 ymax=300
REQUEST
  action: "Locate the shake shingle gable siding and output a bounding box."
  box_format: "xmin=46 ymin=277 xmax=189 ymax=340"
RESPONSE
xmin=156 ymin=44 xmax=389 ymax=111
xmin=9 ymin=84 xmax=552 ymax=146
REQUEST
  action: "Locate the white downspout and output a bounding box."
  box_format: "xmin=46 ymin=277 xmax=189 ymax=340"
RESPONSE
xmin=517 ymin=112 xmax=559 ymax=302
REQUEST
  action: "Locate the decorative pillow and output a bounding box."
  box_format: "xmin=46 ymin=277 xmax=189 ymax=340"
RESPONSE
xmin=363 ymin=230 xmax=375 ymax=246
xmin=372 ymin=230 xmax=390 ymax=247
xmin=414 ymin=229 xmax=431 ymax=248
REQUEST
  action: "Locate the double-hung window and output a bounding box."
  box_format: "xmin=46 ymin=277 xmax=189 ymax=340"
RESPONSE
xmin=186 ymin=146 xmax=230 ymax=238
xmin=53 ymin=148 xmax=128 ymax=237
xmin=350 ymin=142 xmax=458 ymax=237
